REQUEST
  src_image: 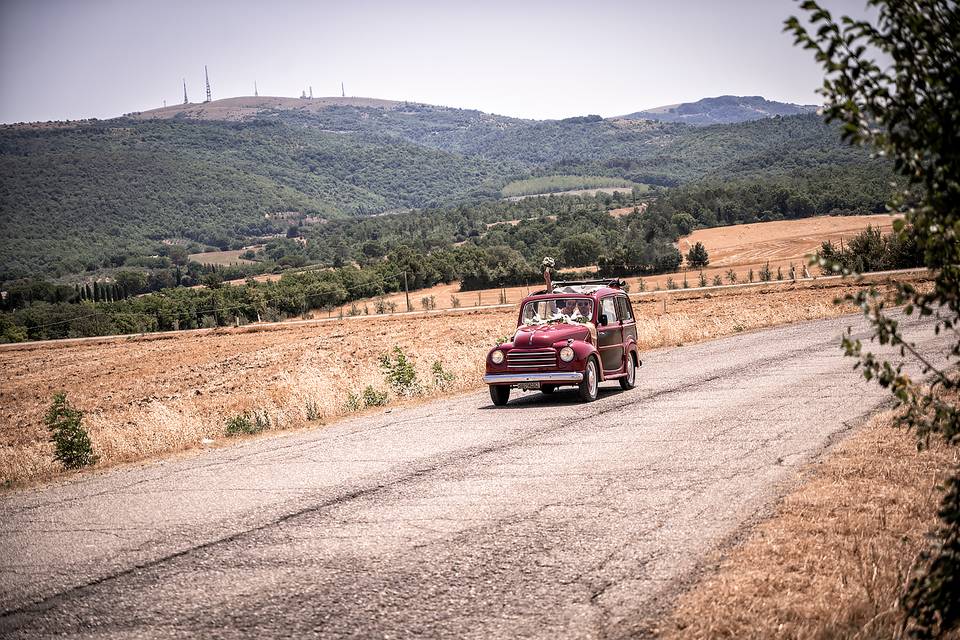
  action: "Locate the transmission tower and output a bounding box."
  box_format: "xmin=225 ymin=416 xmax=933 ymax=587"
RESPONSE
xmin=204 ymin=65 xmax=212 ymax=103
xmin=183 ymin=79 xmax=188 ymax=104
xmin=254 ymin=80 xmax=258 ymax=97
xmin=341 ymin=82 xmax=345 ymax=97
xmin=309 ymin=85 xmax=313 ymax=99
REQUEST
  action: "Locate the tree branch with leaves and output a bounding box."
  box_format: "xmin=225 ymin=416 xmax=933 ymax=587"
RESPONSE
xmin=786 ymin=1 xmax=959 ymax=637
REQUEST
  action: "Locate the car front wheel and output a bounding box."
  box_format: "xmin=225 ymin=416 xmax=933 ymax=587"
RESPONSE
xmin=578 ymin=358 xmax=599 ymax=402
xmin=489 ymin=385 xmax=511 ymax=406
xmin=619 ymin=353 xmax=637 ymax=390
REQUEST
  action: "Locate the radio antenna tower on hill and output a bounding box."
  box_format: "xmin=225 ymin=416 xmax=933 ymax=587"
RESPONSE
xmin=182 ymin=79 xmax=188 ymax=104
xmin=309 ymin=86 xmax=313 ymax=99
xmin=341 ymin=82 xmax=345 ymax=97
xmin=254 ymin=80 xmax=258 ymax=97
xmin=204 ymin=66 xmax=212 ymax=102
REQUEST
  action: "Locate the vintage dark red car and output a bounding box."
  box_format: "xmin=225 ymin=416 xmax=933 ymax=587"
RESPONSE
xmin=483 ymin=279 xmax=641 ymax=405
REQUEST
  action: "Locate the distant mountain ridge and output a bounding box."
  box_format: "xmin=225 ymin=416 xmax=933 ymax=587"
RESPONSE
xmin=620 ymin=95 xmax=818 ymax=126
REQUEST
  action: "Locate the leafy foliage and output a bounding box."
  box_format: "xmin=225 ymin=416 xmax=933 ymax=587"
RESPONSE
xmin=787 ymin=2 xmax=959 ymax=636
xmin=362 ymin=386 xmax=389 ymax=407
xmin=379 ymin=347 xmax=420 ymax=396
xmin=814 ymin=226 xmax=923 ymax=275
xmin=225 ymin=410 xmax=270 ymax=436
xmin=45 ymin=392 xmax=97 ymax=469
xmin=686 ymin=242 xmax=710 ymax=269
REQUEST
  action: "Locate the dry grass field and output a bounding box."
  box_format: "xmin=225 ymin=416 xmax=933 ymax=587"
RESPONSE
xmin=0 ymin=274 xmax=926 ymax=488
xmin=660 ymin=405 xmax=959 ymax=639
xmin=667 ymin=213 xmax=902 ymax=289
xmin=187 ymin=248 xmax=256 ymax=266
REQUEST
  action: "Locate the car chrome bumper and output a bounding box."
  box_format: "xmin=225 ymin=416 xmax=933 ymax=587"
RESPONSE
xmin=483 ymin=372 xmax=584 ymax=385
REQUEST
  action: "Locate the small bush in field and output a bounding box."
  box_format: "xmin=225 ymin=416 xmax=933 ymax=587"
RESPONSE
xmin=375 ymin=297 xmax=387 ymax=314
xmin=225 ymin=410 xmax=270 ymax=436
xmin=760 ymin=261 xmax=773 ymax=281
xmin=748 ymin=268 xmax=755 ymax=282
xmin=726 ymin=269 xmax=737 ymax=284
xmin=712 ymin=274 xmax=723 ymax=286
xmin=362 ymin=386 xmax=388 ymax=407
xmin=432 ymin=361 xmax=455 ymax=388
xmin=682 ymin=274 xmax=690 ymax=288
xmin=665 ymin=277 xmax=677 ymax=290
xmin=305 ymin=400 xmax=321 ymax=421
xmin=450 ymin=295 xmax=461 ymax=308
xmin=379 ymin=347 xmax=420 ymax=395
xmin=45 ymin=392 xmax=98 ymax=469
xmin=637 ymin=279 xmax=646 ymax=292
xmin=698 ymin=271 xmax=707 ymax=287
xmin=343 ymin=392 xmax=362 ymax=412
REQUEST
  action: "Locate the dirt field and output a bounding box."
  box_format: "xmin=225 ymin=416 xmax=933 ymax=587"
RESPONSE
xmin=187 ymin=249 xmax=256 ymax=266
xmin=0 ymin=274 xmax=927 ymax=488
xmin=505 ymin=187 xmax=640 ymax=201
xmin=670 ymin=213 xmax=902 ymax=285
xmin=661 ymin=404 xmax=959 ymax=639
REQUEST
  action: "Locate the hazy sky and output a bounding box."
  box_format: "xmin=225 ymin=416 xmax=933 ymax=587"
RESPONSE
xmin=0 ymin=0 xmax=874 ymax=123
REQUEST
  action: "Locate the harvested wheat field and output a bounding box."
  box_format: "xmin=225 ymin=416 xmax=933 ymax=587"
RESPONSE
xmin=0 ymin=274 xmax=928 ymax=488
xmin=660 ymin=404 xmax=959 ymax=639
xmin=661 ymin=213 xmax=903 ymax=289
xmin=187 ymin=249 xmax=256 ymax=266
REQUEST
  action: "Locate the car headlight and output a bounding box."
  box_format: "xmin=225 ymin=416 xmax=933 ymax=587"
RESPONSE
xmin=559 ymin=346 xmax=575 ymax=362
xmin=491 ymin=349 xmax=505 ymax=364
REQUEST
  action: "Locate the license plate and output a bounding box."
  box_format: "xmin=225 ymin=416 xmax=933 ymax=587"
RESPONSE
xmin=518 ymin=382 xmax=540 ymax=391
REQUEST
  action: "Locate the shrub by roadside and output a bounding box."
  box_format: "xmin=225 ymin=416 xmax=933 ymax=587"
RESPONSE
xmin=45 ymin=393 xmax=97 ymax=469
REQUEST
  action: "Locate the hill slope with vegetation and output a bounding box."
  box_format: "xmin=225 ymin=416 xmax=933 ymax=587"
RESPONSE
xmin=0 ymin=96 xmax=891 ymax=282
xmin=621 ymin=95 xmax=818 ymax=125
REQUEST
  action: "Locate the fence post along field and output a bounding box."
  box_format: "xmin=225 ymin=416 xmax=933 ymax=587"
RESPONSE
xmin=787 ymin=1 xmax=959 ymax=636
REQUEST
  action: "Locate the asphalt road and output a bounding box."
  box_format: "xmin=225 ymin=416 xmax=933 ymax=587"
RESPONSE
xmin=1 ymin=312 xmax=951 ymax=639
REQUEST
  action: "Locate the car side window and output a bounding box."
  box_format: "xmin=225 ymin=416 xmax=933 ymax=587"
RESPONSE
xmin=601 ymin=297 xmax=619 ymax=324
xmin=618 ymin=296 xmax=634 ymax=322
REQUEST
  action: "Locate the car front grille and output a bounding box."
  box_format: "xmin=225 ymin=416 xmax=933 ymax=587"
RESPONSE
xmin=507 ymin=348 xmax=557 ymax=369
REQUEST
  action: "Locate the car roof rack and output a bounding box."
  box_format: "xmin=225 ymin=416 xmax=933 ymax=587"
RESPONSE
xmin=552 ymin=279 xmax=625 ymax=289
xmin=530 ymin=278 xmax=625 ymax=295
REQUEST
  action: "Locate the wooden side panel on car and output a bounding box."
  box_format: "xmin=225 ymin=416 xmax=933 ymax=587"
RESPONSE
xmin=597 ymin=296 xmax=624 ymax=373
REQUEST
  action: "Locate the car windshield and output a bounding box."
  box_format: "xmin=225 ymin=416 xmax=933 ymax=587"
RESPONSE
xmin=520 ymin=298 xmax=594 ymax=324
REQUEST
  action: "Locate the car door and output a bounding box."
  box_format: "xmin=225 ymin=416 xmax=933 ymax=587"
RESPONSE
xmin=597 ymin=296 xmax=624 ymax=374
xmin=617 ymin=295 xmax=637 ymax=355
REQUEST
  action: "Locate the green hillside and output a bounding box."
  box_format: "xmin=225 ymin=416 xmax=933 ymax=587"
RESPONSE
xmin=0 ymin=99 xmax=890 ymax=282
xmin=0 ymin=119 xmax=515 ymax=279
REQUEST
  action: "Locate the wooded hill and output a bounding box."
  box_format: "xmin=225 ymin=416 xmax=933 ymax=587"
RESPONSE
xmin=1 ymin=97 xmax=891 ymax=282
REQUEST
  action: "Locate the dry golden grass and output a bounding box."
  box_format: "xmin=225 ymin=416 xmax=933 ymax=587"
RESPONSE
xmin=657 ymin=214 xmax=903 ymax=292
xmin=660 ymin=406 xmax=959 ymax=640
xmin=0 ymin=275 xmax=926 ymax=489
xmin=187 ymin=249 xmax=256 ymax=266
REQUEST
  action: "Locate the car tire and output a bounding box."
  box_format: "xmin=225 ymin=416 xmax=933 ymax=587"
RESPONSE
xmin=578 ymin=358 xmax=599 ymax=402
xmin=619 ymin=353 xmax=637 ymax=390
xmin=541 ymin=384 xmax=556 ymax=395
xmin=489 ymin=385 xmax=511 ymax=406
